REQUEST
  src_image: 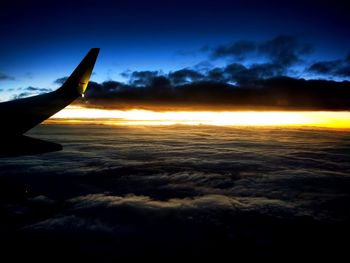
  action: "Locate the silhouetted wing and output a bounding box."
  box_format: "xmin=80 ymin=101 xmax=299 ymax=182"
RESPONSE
xmin=0 ymin=48 xmax=99 ymax=136
xmin=0 ymin=135 xmax=62 ymax=157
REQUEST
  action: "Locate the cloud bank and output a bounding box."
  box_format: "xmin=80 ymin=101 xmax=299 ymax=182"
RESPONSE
xmin=80 ymin=77 xmax=350 ymax=111
xmin=0 ymin=125 xmax=349 ymax=259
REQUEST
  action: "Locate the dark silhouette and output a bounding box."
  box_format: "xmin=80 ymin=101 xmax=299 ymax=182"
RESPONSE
xmin=84 ymin=76 xmax=350 ymax=111
xmin=0 ymin=48 xmax=100 ymax=157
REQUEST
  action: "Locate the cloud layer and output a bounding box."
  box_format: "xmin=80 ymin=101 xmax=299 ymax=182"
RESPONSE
xmin=211 ymin=35 xmax=313 ymax=67
xmin=0 ymin=124 xmax=349 ymax=259
xmin=81 ymin=77 xmax=350 ymax=111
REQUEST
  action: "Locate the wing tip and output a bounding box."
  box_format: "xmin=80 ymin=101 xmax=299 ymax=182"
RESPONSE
xmin=57 ymin=48 xmax=100 ymax=96
xmin=89 ymin=48 xmax=100 ymax=56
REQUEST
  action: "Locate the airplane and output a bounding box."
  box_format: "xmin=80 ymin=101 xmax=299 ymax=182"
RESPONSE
xmin=0 ymin=48 xmax=100 ymax=157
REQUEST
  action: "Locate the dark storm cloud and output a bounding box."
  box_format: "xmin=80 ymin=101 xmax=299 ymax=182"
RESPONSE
xmin=25 ymin=86 xmax=52 ymax=92
xmin=207 ymin=67 xmax=225 ymax=82
xmin=12 ymin=92 xmax=32 ymax=99
xmin=168 ymin=69 xmax=205 ymax=85
xmin=210 ymin=35 xmax=312 ymax=67
xmin=83 ymin=76 xmax=350 ymax=111
xmin=129 ymin=70 xmax=160 ymax=86
xmin=203 ymin=35 xmax=314 ymax=84
xmin=0 ymin=72 xmax=14 ymax=81
xmin=12 ymin=86 xmax=52 ymax=99
xmin=211 ymin=40 xmax=257 ymax=60
xmin=222 ymin=62 xmax=285 ymax=84
xmin=308 ymin=54 xmax=350 ymax=77
xmin=124 ymin=68 xmax=206 ymax=87
xmin=259 ymin=35 xmax=313 ymax=66
xmin=207 ymin=62 xmax=283 ymax=84
xmin=54 ymin=76 xmax=68 ymax=85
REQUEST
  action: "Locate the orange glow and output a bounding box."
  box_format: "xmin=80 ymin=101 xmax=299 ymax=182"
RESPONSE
xmin=48 ymin=106 xmax=350 ymax=128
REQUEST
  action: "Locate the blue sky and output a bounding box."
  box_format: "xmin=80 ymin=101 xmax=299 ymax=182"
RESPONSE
xmin=0 ymin=0 xmax=349 ymax=101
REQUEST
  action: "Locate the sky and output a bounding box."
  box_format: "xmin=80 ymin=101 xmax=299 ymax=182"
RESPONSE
xmin=0 ymin=0 xmax=350 ymax=106
xmin=1 ymin=1 xmax=350 ymax=260
xmin=0 ymin=0 xmax=350 ymax=115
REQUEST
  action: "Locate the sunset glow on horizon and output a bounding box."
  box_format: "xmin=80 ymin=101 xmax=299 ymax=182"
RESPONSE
xmin=47 ymin=106 xmax=350 ymax=128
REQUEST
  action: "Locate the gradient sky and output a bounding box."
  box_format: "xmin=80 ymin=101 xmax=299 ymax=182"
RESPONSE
xmin=1 ymin=2 xmax=350 ymax=258
xmin=0 ymin=0 xmax=349 ymax=101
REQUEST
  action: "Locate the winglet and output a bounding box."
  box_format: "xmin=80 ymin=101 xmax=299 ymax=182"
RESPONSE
xmin=58 ymin=48 xmax=100 ymax=96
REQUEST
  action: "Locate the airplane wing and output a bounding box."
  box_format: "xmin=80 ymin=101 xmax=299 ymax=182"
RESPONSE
xmin=0 ymin=48 xmax=99 ymax=157
xmin=0 ymin=48 xmax=99 ymax=136
xmin=0 ymin=135 xmax=62 ymax=158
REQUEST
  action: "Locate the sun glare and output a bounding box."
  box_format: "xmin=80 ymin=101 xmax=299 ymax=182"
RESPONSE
xmin=48 ymin=106 xmax=350 ymax=128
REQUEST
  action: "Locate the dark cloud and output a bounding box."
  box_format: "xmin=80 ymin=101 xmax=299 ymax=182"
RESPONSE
xmin=12 ymin=86 xmax=52 ymax=99
xmin=308 ymin=54 xmax=350 ymax=77
xmin=168 ymin=69 xmax=205 ymax=85
xmin=12 ymin=91 xmax=33 ymax=99
xmin=222 ymin=62 xmax=285 ymax=84
xmin=83 ymin=76 xmax=350 ymax=111
xmin=54 ymin=76 xmax=68 ymax=85
xmin=207 ymin=36 xmax=350 ymax=82
xmin=210 ymin=35 xmax=312 ymax=68
xmin=211 ymin=40 xmax=256 ymax=60
xmin=207 ymin=67 xmax=225 ymax=82
xmin=120 ymin=69 xmax=132 ymax=79
xmin=25 ymin=86 xmax=52 ymax=92
xmin=258 ymin=35 xmax=312 ymax=66
xmin=129 ymin=70 xmax=159 ymax=86
xmin=309 ymin=61 xmax=339 ymax=75
xmin=0 ymin=72 xmax=14 ymax=81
